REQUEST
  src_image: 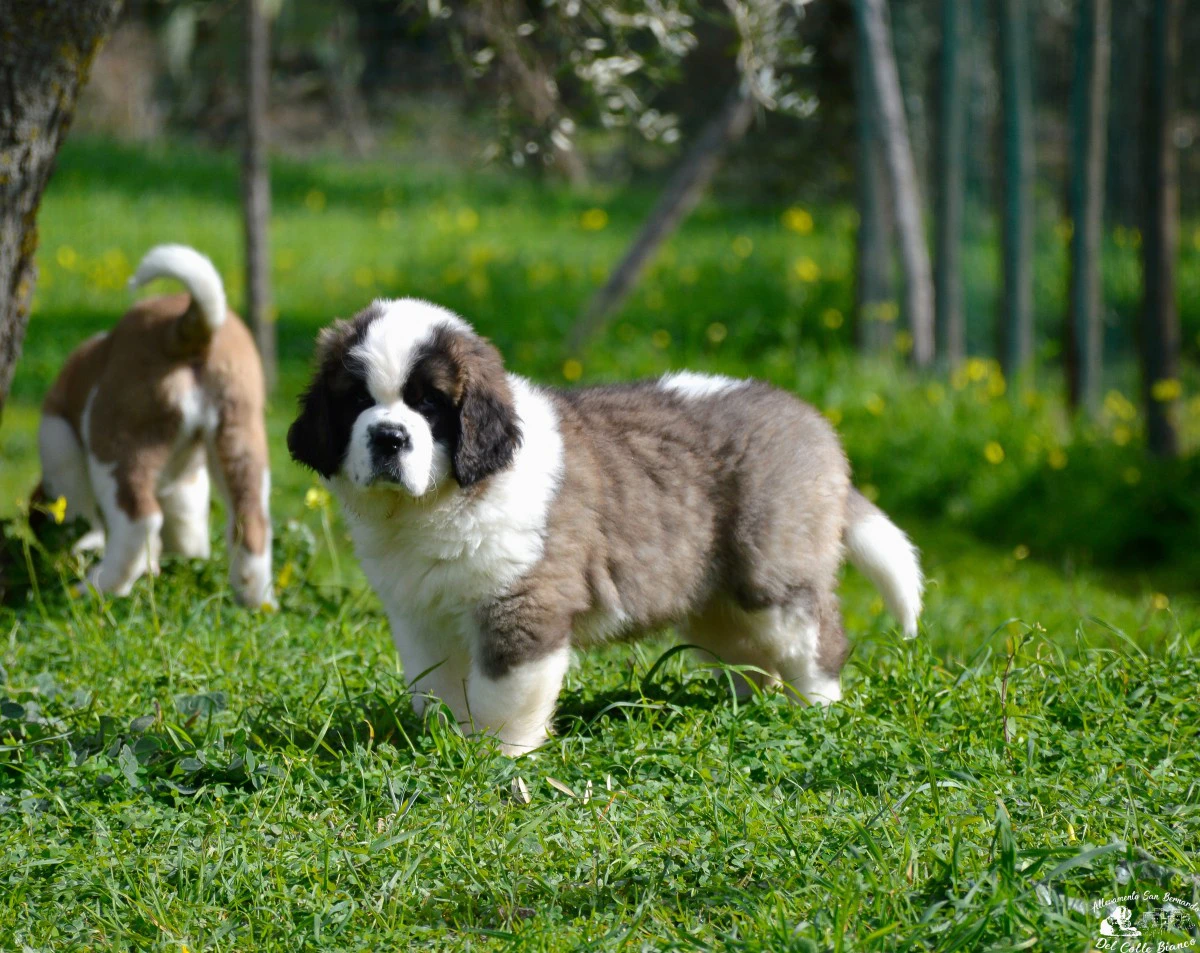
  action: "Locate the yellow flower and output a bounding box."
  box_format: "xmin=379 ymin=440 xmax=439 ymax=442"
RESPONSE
xmin=276 ymin=561 xmax=295 ymax=590
xmin=457 ymin=208 xmax=479 ymax=232
xmin=1104 ymin=390 xmax=1137 ymax=421
xmin=984 ymin=441 xmax=1005 ymax=465
xmin=305 ymin=487 xmax=330 ymax=510
xmin=1112 ymin=424 xmax=1131 ymax=446
xmin=47 ymin=496 xmax=67 ymax=524
xmin=304 ymin=189 xmax=326 ymax=212
xmin=1151 ymin=593 xmax=1169 ymax=611
xmin=792 ymin=257 xmax=821 ymax=283
xmin=1013 ymin=545 xmax=1029 ymax=560
xmin=987 ymin=373 xmax=1007 ymax=398
xmin=651 ymin=329 xmax=671 ymax=349
xmin=1048 ymin=448 xmax=1068 ymax=470
xmin=821 ymin=309 xmax=843 ymax=330
xmin=731 ymin=235 xmax=754 ymax=259
xmin=966 ymin=357 xmax=989 ymax=382
xmin=864 ymin=394 xmax=885 ymax=416
xmin=580 ymin=208 xmax=608 ymax=231
xmin=562 ymin=359 xmax=583 ymax=382
xmin=1151 ymin=378 xmax=1181 ymax=402
xmin=706 ymin=322 xmax=727 ymax=344
xmin=782 ymin=207 xmax=814 ymax=234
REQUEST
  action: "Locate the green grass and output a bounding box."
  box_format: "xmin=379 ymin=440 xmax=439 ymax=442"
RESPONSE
xmin=1 ymin=138 xmax=1199 ymax=950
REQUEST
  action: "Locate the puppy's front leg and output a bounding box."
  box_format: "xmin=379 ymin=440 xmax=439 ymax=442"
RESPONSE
xmin=468 ymin=605 xmax=572 ymax=756
xmin=386 ymin=611 xmax=470 ymax=721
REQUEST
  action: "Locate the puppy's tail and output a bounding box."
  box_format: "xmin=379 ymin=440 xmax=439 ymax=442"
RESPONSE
xmin=844 ymin=488 xmax=923 ymax=639
xmin=130 ymin=244 xmax=227 ymax=341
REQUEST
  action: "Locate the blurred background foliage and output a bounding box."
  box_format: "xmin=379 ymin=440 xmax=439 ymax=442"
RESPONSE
xmin=3 ymin=0 xmax=1199 ymax=592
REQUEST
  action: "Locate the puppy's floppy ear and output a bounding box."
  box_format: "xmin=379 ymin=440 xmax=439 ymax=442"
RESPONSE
xmin=453 ymin=339 xmax=522 ymax=487
xmin=287 ymin=323 xmax=350 ymax=478
xmin=287 ymin=375 xmax=338 ymax=478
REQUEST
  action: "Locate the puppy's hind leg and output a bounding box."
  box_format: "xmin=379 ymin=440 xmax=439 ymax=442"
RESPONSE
xmin=207 ymin=422 xmax=274 ymax=609
xmin=159 ymin=446 xmax=212 ymax=559
xmin=751 ymin=591 xmax=846 ymax=706
xmin=680 ymin=599 xmax=778 ymax=701
xmin=86 ymin=457 xmax=163 ymax=596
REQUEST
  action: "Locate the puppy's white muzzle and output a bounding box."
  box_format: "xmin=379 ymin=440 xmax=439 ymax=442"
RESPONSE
xmin=346 ymin=402 xmax=436 ymax=498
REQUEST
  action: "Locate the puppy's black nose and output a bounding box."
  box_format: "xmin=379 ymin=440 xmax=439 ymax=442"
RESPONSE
xmin=369 ymin=421 xmax=411 ymax=454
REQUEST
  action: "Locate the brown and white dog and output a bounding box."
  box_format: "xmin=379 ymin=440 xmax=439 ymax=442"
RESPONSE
xmin=288 ymin=299 xmax=922 ymax=754
xmin=35 ymin=245 xmax=274 ymax=607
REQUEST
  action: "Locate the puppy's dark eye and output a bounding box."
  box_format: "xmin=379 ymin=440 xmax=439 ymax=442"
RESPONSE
xmin=403 ymin=379 xmax=443 ymax=416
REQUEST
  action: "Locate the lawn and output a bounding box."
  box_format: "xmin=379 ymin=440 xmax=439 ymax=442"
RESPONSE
xmin=0 ymin=139 xmax=1197 ymax=950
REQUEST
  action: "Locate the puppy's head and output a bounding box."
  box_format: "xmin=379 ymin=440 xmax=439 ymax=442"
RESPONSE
xmin=287 ymin=299 xmax=521 ymax=497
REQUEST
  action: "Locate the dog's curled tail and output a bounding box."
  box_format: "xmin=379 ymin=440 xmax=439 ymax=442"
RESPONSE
xmin=130 ymin=244 xmax=227 ymax=338
xmin=844 ymin=487 xmax=923 ymax=638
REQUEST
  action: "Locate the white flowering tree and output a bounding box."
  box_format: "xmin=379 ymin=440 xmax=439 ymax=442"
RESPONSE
xmin=431 ymin=0 xmax=817 ymax=344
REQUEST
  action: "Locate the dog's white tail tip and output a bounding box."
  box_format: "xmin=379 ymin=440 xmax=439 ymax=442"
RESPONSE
xmin=130 ymin=244 xmax=227 ymax=333
xmin=845 ymin=495 xmax=924 ymax=639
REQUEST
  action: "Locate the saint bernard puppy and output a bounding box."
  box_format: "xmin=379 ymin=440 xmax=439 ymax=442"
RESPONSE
xmin=34 ymin=245 xmax=274 ymax=608
xmin=289 ymin=299 xmax=922 ymax=755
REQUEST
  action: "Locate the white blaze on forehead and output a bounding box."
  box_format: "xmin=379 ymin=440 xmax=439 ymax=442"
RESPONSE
xmin=659 ymin=371 xmax=748 ymax=400
xmin=350 ymin=298 xmax=471 ymax=402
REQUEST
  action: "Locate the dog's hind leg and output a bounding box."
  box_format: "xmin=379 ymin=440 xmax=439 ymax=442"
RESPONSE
xmin=686 ymin=590 xmax=846 ymax=706
xmin=207 ymin=421 xmax=274 ymax=609
xmin=751 ymin=591 xmax=846 ymax=706
xmin=159 ymin=446 xmax=212 ymax=559
xmin=85 ymin=455 xmax=163 ymax=596
xmin=680 ymin=598 xmax=779 ymax=700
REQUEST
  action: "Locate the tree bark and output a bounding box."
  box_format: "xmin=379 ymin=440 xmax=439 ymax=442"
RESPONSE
xmin=0 ymin=0 xmax=124 ymax=425
xmin=570 ymin=90 xmax=755 ymax=350
xmin=998 ymin=0 xmax=1034 ymax=379
xmin=1065 ymin=0 xmax=1111 ymax=412
xmin=243 ymin=0 xmax=275 ymax=393
xmin=1139 ymin=0 xmax=1181 ymax=457
xmin=934 ymin=0 xmax=969 ymax=367
xmin=854 ymin=0 xmax=935 ymax=367
xmin=855 ymin=7 xmax=895 ymax=354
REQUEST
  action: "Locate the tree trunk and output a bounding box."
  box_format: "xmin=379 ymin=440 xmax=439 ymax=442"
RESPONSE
xmin=243 ymin=0 xmax=276 ymax=393
xmin=0 ymin=0 xmax=124 ymax=425
xmin=998 ymin=0 xmax=1034 ymax=379
xmin=570 ymin=90 xmax=755 ymax=350
xmin=934 ymin=0 xmax=969 ymax=367
xmin=1139 ymin=0 xmax=1181 ymax=457
xmin=1065 ymin=0 xmax=1111 ymax=412
xmin=854 ymin=0 xmax=935 ymax=367
xmin=855 ymin=7 xmax=895 ymax=354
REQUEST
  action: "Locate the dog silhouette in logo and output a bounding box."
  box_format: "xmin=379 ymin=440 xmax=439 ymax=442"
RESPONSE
xmin=1099 ymin=905 xmax=1141 ymax=937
